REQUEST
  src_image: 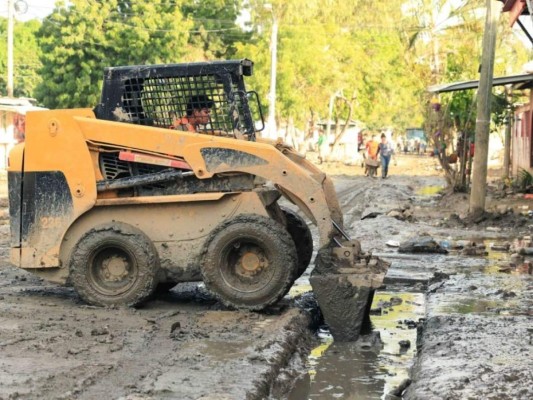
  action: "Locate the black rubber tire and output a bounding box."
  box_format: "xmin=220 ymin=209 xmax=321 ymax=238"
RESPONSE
xmin=281 ymin=207 xmax=314 ymax=278
xmin=368 ymin=166 xmax=376 ymax=178
xmin=200 ymin=215 xmax=298 ymax=310
xmin=69 ymin=225 xmax=159 ymax=307
xmin=155 ymin=282 xmax=177 ymax=294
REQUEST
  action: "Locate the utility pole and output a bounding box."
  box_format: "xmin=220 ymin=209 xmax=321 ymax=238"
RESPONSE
xmin=7 ymin=0 xmax=14 ymax=97
xmin=267 ymin=14 xmax=278 ymax=140
xmin=502 ymin=86 xmax=512 ymax=179
xmin=469 ymin=0 xmax=500 ymax=216
xmin=502 ymin=113 xmax=512 ymax=179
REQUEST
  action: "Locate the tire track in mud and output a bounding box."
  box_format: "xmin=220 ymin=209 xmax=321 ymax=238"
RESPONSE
xmin=0 ymin=271 xmax=316 ymax=400
xmin=334 ymin=179 xmax=378 ymax=227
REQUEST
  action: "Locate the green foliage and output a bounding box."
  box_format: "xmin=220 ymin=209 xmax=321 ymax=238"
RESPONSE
xmin=35 ymin=0 xmax=192 ymax=108
xmin=517 ymin=168 xmax=533 ymax=189
xmin=0 ymin=18 xmax=42 ymax=98
xmin=236 ymin=0 xmax=424 ymax=130
xmin=2 ymin=0 xmax=528 ymax=142
xmin=181 ymin=0 xmax=250 ymax=60
xmin=418 ymin=0 xmax=528 ymax=155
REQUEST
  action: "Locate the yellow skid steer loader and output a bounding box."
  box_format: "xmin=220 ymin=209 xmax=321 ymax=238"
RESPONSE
xmin=8 ymin=59 xmax=388 ymax=341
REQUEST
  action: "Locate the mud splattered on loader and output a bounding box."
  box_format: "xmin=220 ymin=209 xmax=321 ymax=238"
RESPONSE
xmin=7 ymin=59 xmax=388 ymax=340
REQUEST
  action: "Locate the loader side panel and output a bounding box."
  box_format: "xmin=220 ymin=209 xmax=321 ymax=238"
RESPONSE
xmin=8 ymin=171 xmax=22 ymax=248
xmin=20 ymin=171 xmax=74 ymax=246
xmin=16 ymin=109 xmax=98 ymax=269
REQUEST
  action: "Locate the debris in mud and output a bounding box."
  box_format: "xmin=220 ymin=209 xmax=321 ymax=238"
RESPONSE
xmin=398 ymin=235 xmax=448 ymax=254
xmin=429 ymin=271 xmax=450 ymax=285
xmin=90 ymin=326 xmax=110 ymax=336
xmin=170 ymin=321 xmax=181 ymax=333
xmin=399 ymin=339 xmax=411 ymax=350
xmin=518 ymin=247 xmax=533 ymax=256
xmin=390 ymin=296 xmax=403 ymax=306
xmin=399 ymin=319 xmax=418 ymax=329
xmin=361 ymin=211 xmax=382 ymax=220
xmin=356 ymin=331 xmax=384 ymax=350
xmin=386 ymin=206 xmax=415 ymax=222
xmin=386 ymin=240 xmax=401 ymax=248
xmin=510 ymin=253 xmax=524 ymax=267
xmin=67 ymin=347 xmax=87 ymax=355
xmin=441 ymin=209 xmax=531 ymax=230
xmin=490 ymin=243 xmax=511 ymax=252
xmin=385 ymin=378 xmax=412 ymax=400
xmin=461 ymin=242 xmax=488 ymax=256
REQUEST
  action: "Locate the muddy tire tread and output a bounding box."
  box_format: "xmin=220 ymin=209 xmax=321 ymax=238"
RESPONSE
xmin=69 ymin=225 xmax=159 ymax=307
xmin=200 ymin=214 xmax=297 ymax=310
xmin=281 ymin=207 xmax=313 ymax=278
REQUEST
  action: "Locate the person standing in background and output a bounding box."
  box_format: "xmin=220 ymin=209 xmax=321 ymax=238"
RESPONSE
xmin=365 ymin=134 xmax=379 ymax=176
xmin=377 ymin=133 xmax=394 ymax=179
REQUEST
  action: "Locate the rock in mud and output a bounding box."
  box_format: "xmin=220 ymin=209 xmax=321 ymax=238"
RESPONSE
xmin=490 ymin=243 xmax=511 ymax=252
xmin=461 ymin=242 xmax=488 ymax=256
xmin=398 ymin=236 xmax=448 ymax=254
xmin=518 ymin=247 xmax=533 ymax=255
xmin=90 ymin=326 xmax=110 ymax=336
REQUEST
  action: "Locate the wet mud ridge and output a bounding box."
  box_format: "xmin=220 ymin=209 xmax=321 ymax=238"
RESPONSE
xmin=404 ymin=272 xmax=532 ymax=400
xmin=0 ymin=269 xmax=316 ymax=400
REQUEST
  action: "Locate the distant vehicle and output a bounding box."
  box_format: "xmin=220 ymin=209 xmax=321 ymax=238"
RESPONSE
xmin=405 ymin=128 xmax=427 ymax=154
xmin=405 ymin=128 xmax=427 ymax=145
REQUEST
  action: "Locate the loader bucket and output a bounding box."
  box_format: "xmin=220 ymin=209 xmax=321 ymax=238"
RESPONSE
xmin=310 ymin=240 xmax=390 ymax=342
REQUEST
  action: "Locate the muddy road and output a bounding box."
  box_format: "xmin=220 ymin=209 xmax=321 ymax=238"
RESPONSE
xmin=0 ymin=154 xmax=532 ymax=399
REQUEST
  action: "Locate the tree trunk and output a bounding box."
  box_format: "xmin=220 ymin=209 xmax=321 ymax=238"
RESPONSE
xmin=329 ymin=93 xmax=357 ymax=159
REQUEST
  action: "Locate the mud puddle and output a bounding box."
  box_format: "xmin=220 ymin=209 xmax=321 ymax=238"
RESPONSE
xmin=287 ymin=290 xmax=425 ymax=400
xmin=428 ymin=237 xmax=532 ymax=318
xmin=415 ymin=185 xmax=444 ymax=196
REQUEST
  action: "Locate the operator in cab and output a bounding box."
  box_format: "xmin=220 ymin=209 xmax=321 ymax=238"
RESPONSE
xmin=170 ymin=94 xmax=214 ymax=132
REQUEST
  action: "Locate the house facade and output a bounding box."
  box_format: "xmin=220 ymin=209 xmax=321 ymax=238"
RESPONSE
xmin=0 ymin=97 xmax=45 ymax=169
xmin=512 ymin=95 xmax=533 ymax=175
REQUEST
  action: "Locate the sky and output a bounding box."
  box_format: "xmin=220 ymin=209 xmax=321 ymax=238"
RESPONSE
xmin=0 ymin=0 xmax=57 ymax=22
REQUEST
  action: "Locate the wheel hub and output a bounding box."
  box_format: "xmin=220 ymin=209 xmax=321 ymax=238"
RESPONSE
xmin=101 ymin=255 xmax=130 ymax=282
xmin=237 ymin=248 xmax=267 ymax=277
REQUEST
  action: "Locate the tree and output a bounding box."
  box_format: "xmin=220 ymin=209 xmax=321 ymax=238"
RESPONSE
xmin=181 ymin=0 xmax=250 ymax=60
xmin=0 ymin=18 xmax=42 ymax=98
xmin=236 ymin=0 xmax=424 ymax=134
xmin=35 ymin=0 xmax=192 ymax=109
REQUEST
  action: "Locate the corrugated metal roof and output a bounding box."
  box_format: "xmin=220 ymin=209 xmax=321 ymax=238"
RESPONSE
xmin=427 ymin=73 xmax=533 ymax=93
xmin=0 ymin=97 xmax=46 ymax=114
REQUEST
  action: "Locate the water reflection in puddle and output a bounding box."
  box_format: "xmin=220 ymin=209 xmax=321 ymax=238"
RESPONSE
xmin=289 ymin=291 xmax=425 ymax=400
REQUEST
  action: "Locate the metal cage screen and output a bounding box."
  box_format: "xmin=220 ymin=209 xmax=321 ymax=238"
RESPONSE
xmin=121 ymin=74 xmax=246 ymax=134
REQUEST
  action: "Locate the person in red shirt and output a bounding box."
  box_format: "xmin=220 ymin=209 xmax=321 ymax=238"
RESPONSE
xmin=366 ymin=135 xmax=379 ymax=160
xmin=364 ymin=134 xmax=380 ymax=176
xmin=170 ymin=95 xmax=214 ymax=132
